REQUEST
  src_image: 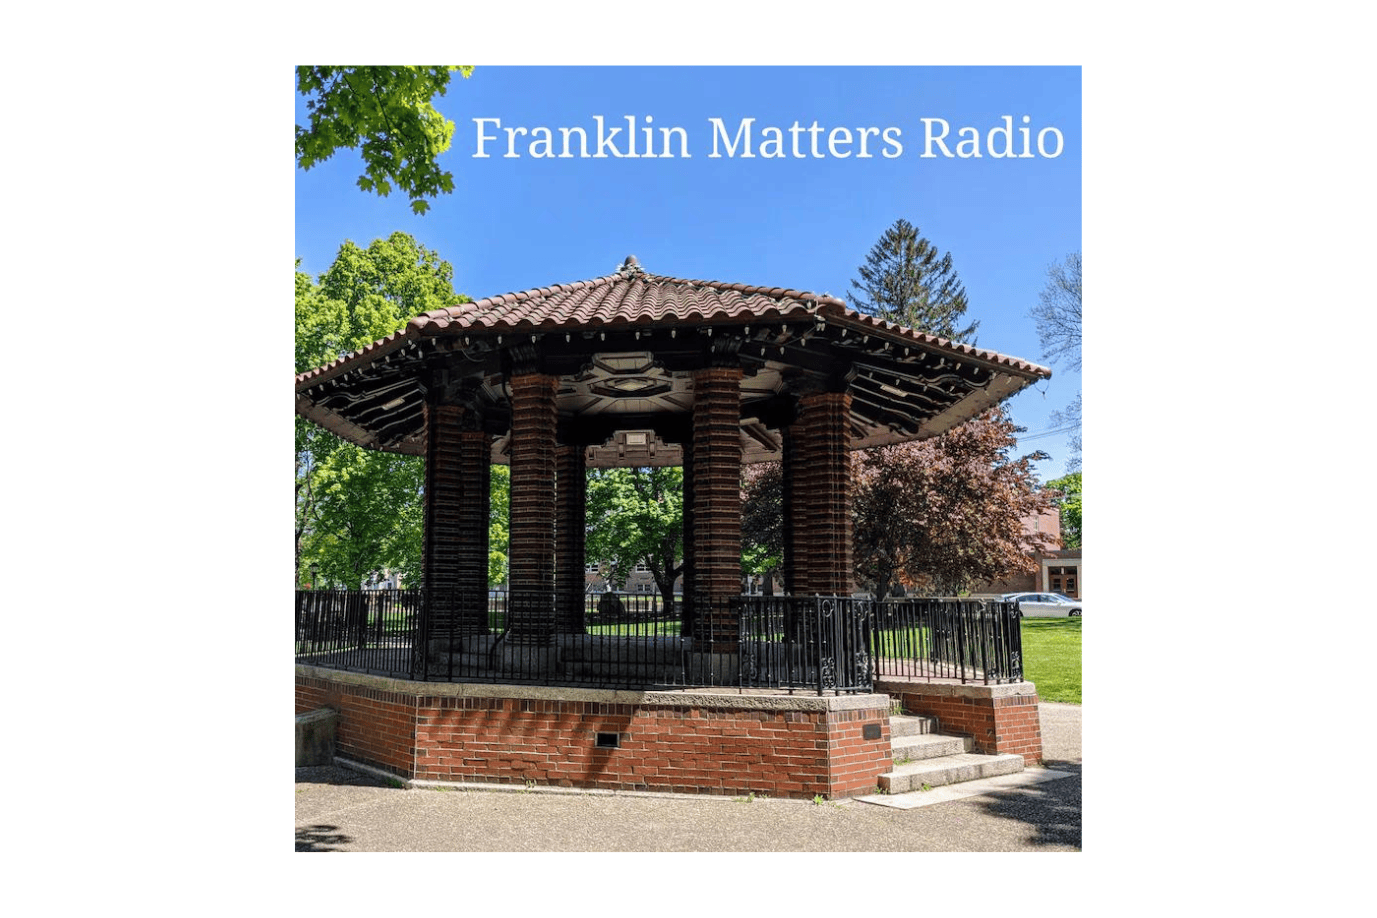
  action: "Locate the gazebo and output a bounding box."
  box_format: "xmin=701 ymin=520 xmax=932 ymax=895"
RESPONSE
xmin=295 ymin=256 xmax=1053 ymax=797
xmin=297 ymin=256 xmax=1050 ymax=676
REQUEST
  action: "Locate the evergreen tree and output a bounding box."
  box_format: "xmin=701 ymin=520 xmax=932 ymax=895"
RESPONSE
xmin=753 ymin=219 xmax=1051 ymax=598
xmin=847 ymin=218 xmax=978 ymax=343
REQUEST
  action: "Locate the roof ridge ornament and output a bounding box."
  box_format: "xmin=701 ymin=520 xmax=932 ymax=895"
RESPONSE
xmin=617 ymin=254 xmax=643 ymax=276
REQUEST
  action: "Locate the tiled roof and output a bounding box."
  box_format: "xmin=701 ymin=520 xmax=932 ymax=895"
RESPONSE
xmin=294 ymin=258 xmax=1053 ymax=465
xmin=408 ymin=267 xmax=835 ymax=334
xmin=296 ymin=259 xmax=1048 ymax=387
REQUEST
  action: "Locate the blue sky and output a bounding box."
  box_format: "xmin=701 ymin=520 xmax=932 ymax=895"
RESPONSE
xmin=295 ymin=66 xmax=1082 ymax=481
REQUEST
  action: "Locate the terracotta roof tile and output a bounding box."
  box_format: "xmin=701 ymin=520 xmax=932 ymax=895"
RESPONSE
xmin=407 ymin=270 xmax=837 ymax=336
xmin=296 ymin=265 xmax=1049 ymax=387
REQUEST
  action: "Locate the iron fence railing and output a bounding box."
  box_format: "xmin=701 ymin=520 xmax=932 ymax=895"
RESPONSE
xmin=294 ymin=589 xmax=1023 ymax=693
xmin=869 ymin=597 xmax=1023 ymax=684
xmin=295 ymin=589 xmax=422 ymax=677
xmin=738 ymin=596 xmax=875 ymax=693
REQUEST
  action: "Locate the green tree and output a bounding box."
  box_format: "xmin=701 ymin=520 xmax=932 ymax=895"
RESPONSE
xmin=296 ymin=66 xmax=474 ymax=215
xmin=847 ymin=218 xmax=978 ymax=343
xmin=488 ymin=466 xmax=511 ymax=587
xmin=741 ymin=461 xmax=783 ymax=587
xmin=740 ymin=410 xmax=1055 ymax=600
xmin=1032 ymin=252 xmax=1082 ymax=472
xmin=585 ymin=467 xmax=685 ymax=610
xmin=1045 ymin=472 xmax=1082 ymax=549
xmin=296 ymin=232 xmax=467 ymax=588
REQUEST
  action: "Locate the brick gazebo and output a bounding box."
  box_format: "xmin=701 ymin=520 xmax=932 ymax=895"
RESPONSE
xmin=295 ymin=257 xmax=1052 ymax=796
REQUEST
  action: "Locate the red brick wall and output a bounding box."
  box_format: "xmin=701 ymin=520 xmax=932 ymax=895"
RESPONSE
xmin=296 ymin=671 xmax=892 ymax=799
xmin=986 ymin=695 xmax=1044 ymax=764
xmin=879 ymin=681 xmax=1043 ymax=765
xmin=824 ymin=707 xmax=894 ymax=798
xmin=410 ymin=698 xmax=891 ymax=798
xmin=296 ymin=673 xmax=329 ymax=715
xmin=300 ymin=678 xmax=419 ymax=776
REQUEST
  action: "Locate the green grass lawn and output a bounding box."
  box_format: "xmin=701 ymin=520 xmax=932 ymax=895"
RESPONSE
xmin=1021 ymin=618 xmax=1081 ymax=704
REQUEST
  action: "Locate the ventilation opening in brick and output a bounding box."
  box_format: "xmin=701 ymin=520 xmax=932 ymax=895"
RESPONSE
xmin=595 ymin=732 xmax=620 ymax=749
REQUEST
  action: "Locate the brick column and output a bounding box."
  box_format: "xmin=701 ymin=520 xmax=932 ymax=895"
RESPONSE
xmin=691 ymin=365 xmax=742 ymax=649
xmin=804 ymin=391 xmax=854 ymax=596
xmin=422 ymin=401 xmax=491 ymax=639
xmin=507 ymin=372 xmax=559 ymax=645
xmin=787 ymin=392 xmax=854 ymax=597
xmin=554 ymin=443 xmax=587 ymax=633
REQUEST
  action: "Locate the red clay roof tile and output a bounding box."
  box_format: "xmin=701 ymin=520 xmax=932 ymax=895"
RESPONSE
xmin=296 ymin=266 xmax=1049 ymax=388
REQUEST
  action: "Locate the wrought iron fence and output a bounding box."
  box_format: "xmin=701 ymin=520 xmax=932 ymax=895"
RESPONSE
xmin=738 ymin=596 xmax=875 ymax=693
xmin=295 ymin=589 xmax=422 ymax=677
xmin=295 ymin=589 xmax=1023 ymax=693
xmin=870 ymin=598 xmax=1023 ymax=684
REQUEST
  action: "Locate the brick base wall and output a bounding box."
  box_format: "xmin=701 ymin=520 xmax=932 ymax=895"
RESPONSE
xmin=297 ymin=672 xmax=418 ymax=774
xmin=876 ymin=680 xmax=1043 ymax=765
xmin=297 ymin=668 xmax=892 ymax=799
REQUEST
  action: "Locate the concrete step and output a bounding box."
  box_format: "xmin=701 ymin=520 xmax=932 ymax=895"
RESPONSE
xmin=879 ymin=752 xmax=1026 ymax=794
xmin=891 ymin=732 xmax=971 ymax=763
xmin=889 ymin=713 xmax=939 ymax=737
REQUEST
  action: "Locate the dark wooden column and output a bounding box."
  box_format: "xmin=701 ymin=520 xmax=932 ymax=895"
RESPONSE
xmin=554 ymin=443 xmax=587 ymax=633
xmin=507 ymin=370 xmax=559 ymax=645
xmin=422 ymin=398 xmax=491 ymax=639
xmin=690 ymin=363 xmax=743 ymax=650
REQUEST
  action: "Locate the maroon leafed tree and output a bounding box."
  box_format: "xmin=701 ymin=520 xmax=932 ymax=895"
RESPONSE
xmin=852 ymin=407 xmax=1057 ymax=599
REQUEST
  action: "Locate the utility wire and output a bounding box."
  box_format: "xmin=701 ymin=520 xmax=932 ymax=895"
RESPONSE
xmin=1019 ymin=424 xmax=1079 ymax=442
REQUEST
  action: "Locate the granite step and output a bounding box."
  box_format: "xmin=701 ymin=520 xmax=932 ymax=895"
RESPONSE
xmin=879 ymin=752 xmax=1027 ymax=794
xmin=889 ymin=713 xmax=939 ymax=737
xmin=891 ymin=731 xmax=971 ymax=763
xmin=879 ymin=713 xmax=1025 ymax=795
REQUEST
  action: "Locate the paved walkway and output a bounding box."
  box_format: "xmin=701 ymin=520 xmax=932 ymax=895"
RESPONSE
xmin=295 ymin=703 xmax=1081 ymax=852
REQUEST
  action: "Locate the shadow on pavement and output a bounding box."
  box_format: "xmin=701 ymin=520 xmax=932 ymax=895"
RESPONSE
xmin=969 ymin=762 xmax=1082 ymax=849
xmin=296 ymin=824 xmax=356 ymax=852
xmin=295 ymin=766 xmax=397 ymax=852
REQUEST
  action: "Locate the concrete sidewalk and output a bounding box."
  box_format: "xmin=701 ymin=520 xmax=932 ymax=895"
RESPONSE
xmin=295 ymin=702 xmax=1081 ymax=852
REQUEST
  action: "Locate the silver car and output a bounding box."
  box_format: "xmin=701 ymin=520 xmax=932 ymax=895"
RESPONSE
xmin=1002 ymin=592 xmax=1083 ymax=618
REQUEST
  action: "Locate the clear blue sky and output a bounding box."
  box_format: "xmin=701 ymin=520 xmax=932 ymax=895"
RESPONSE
xmin=295 ymin=65 xmax=1081 ymax=480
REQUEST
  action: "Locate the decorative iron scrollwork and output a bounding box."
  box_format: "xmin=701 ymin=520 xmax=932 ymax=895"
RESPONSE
xmin=740 ymin=646 xmax=758 ymax=684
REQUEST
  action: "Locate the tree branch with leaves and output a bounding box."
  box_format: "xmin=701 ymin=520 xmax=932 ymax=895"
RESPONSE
xmin=296 ymin=66 xmax=474 ymax=215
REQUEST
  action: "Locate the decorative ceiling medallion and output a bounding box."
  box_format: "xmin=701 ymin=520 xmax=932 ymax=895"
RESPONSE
xmin=590 ymin=376 xmax=673 ymax=399
xmin=592 ymin=352 xmax=655 ymax=375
